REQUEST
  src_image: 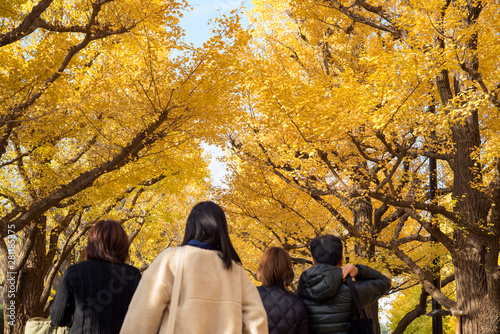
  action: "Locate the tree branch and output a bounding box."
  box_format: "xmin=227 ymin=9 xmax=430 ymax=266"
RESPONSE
xmin=368 ymin=190 xmax=459 ymax=224
xmin=392 ymin=288 xmax=429 ymax=334
xmin=0 ymin=0 xmax=137 ymax=159
xmin=389 ymin=245 xmax=456 ymax=309
xmin=321 ymin=0 xmax=404 ymax=39
xmin=0 ymin=105 xmax=186 ymax=237
xmin=0 ymin=0 xmax=54 ymax=47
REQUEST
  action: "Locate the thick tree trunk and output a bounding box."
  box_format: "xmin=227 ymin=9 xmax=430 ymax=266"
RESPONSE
xmin=351 ymin=196 xmax=382 ymax=334
xmin=451 ymin=110 xmax=500 ymax=333
xmin=352 ymin=196 xmax=375 ymax=257
xmin=365 ymin=302 xmax=381 ymax=334
xmin=433 ymin=0 xmax=500 ymax=323
xmin=453 ymin=237 xmax=500 ymax=334
xmin=4 ymin=219 xmax=49 ymax=334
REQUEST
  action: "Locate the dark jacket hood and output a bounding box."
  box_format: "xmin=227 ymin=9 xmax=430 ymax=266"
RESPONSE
xmin=297 ymin=263 xmax=343 ymax=302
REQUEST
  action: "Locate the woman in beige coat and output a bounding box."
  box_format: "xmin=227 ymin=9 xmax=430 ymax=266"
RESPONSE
xmin=120 ymin=201 xmax=268 ymax=334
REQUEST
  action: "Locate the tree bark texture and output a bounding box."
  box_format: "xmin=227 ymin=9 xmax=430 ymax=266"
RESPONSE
xmin=351 ymin=197 xmax=381 ymax=334
xmin=446 ymin=94 xmax=500 ymax=333
xmin=5 ymin=218 xmax=48 ymax=334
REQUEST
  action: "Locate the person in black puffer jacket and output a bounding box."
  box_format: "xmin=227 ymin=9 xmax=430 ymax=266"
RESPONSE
xmin=297 ymin=235 xmax=391 ymax=334
xmin=257 ymin=247 xmax=309 ymax=334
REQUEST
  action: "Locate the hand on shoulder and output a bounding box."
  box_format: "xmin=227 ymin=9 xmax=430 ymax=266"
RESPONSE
xmin=341 ymin=264 xmax=358 ymax=280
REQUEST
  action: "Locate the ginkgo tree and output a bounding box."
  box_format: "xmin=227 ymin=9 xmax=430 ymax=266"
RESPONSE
xmin=219 ymin=137 xmax=431 ymax=334
xmin=218 ymin=158 xmax=338 ymax=264
xmin=0 ymin=0 xmax=249 ymax=332
xmin=215 ymin=0 xmax=500 ymax=333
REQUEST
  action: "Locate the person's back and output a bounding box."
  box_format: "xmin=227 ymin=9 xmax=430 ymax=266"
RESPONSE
xmin=256 ymin=247 xmax=309 ymax=334
xmin=119 ymin=201 xmax=268 ymax=334
xmin=297 ymin=263 xmax=389 ymax=333
xmin=50 ymin=219 xmax=142 ymax=334
xmin=121 ymin=245 xmax=266 ymax=333
xmin=258 ymin=285 xmax=308 ymax=334
xmin=50 ymin=260 xmax=141 ymax=333
xmin=296 ymin=235 xmax=390 ymax=334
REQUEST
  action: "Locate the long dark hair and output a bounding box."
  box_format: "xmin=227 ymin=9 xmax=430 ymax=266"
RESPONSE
xmin=86 ymin=219 xmax=130 ymax=263
xmin=181 ymin=201 xmax=241 ymax=269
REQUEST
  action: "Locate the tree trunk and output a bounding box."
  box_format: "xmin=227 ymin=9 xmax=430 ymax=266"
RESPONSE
xmin=453 ymin=236 xmax=500 ymax=334
xmin=451 ymin=109 xmax=500 ymax=333
xmin=351 ymin=196 xmax=381 ymax=334
xmin=365 ymin=302 xmax=381 ymax=334
xmin=4 ymin=218 xmax=48 ymax=334
xmin=433 ymin=0 xmax=500 ymax=323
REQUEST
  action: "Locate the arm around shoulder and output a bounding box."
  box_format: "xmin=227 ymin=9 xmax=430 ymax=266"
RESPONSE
xmin=354 ymin=264 xmax=391 ymax=307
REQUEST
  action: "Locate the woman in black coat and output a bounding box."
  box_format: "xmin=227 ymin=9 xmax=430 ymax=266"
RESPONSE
xmin=257 ymin=247 xmax=309 ymax=334
xmin=50 ymin=219 xmax=141 ymax=334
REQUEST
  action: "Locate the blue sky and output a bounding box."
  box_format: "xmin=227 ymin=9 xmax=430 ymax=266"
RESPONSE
xmin=180 ymin=1 xmax=252 ymax=47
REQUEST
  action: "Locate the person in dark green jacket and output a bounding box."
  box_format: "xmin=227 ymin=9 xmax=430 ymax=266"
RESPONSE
xmin=297 ymin=235 xmax=391 ymax=334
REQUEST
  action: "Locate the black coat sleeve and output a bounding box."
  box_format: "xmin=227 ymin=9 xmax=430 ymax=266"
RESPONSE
xmin=354 ymin=264 xmax=391 ymax=307
xmin=50 ymin=270 xmax=75 ymax=326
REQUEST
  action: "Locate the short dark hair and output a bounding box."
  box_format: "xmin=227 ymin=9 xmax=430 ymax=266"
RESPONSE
xmin=86 ymin=219 xmax=130 ymax=263
xmin=257 ymin=247 xmax=294 ymax=287
xmin=181 ymin=201 xmax=241 ymax=269
xmin=310 ymin=235 xmax=343 ymax=266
